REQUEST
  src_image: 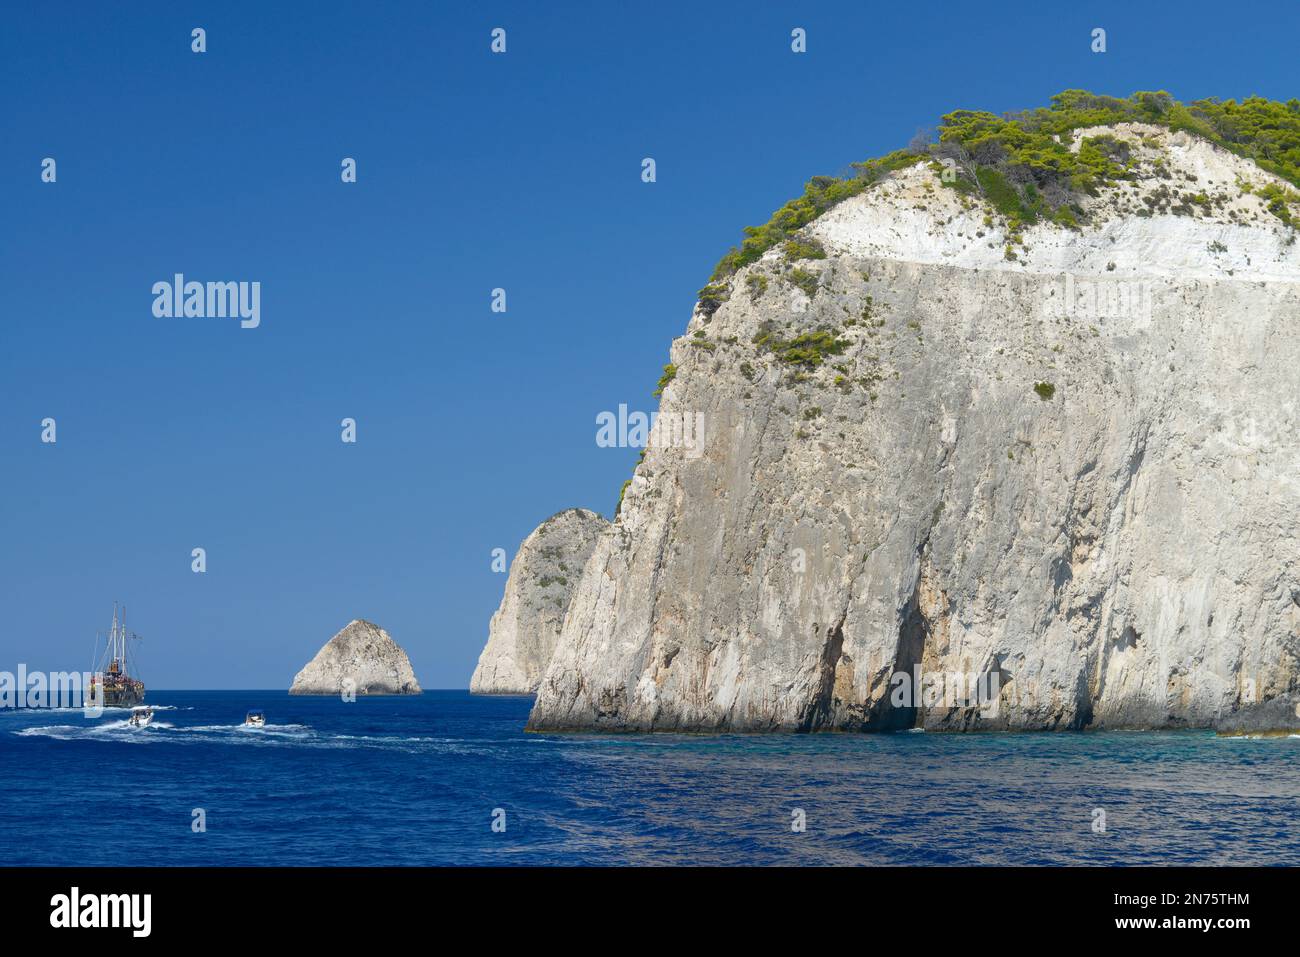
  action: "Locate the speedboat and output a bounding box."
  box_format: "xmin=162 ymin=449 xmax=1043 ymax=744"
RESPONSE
xmin=128 ymin=706 xmax=154 ymax=728
xmin=243 ymin=710 xmax=266 ymax=728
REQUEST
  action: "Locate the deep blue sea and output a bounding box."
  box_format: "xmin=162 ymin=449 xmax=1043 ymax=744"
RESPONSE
xmin=2 ymin=691 xmax=1296 ymax=866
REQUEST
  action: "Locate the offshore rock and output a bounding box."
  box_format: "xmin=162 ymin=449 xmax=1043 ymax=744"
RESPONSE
xmin=289 ymin=619 xmax=422 ymax=695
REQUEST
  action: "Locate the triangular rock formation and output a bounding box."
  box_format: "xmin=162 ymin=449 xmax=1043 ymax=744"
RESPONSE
xmin=290 ymin=619 xmax=422 ymax=695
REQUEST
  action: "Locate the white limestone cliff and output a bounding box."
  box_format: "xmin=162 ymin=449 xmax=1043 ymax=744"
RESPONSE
xmin=471 ymin=508 xmax=609 ymax=694
xmin=528 ymin=124 xmax=1300 ymax=732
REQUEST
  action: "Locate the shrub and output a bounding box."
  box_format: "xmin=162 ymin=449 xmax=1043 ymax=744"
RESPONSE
xmin=756 ymin=329 xmax=849 ymax=369
xmin=783 ymin=237 xmax=827 ymax=262
xmin=788 ymin=268 xmax=820 ymax=299
xmin=1255 ymin=183 xmax=1298 ymax=227
xmin=1034 ymin=381 xmax=1056 ymax=400
xmin=653 ymin=364 xmax=677 ymax=398
xmin=697 ymin=283 xmax=729 ymax=319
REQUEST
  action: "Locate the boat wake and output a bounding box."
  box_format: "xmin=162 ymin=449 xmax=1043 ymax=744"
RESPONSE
xmin=8 ymin=720 xmax=466 ymax=752
xmin=179 ymin=722 xmax=315 ymax=740
xmin=0 ymin=704 xmax=184 ymax=716
xmin=15 ymin=718 xmax=176 ymax=741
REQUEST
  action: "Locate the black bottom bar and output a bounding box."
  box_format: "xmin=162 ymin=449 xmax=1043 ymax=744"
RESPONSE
xmin=0 ymin=865 xmax=1277 ymax=941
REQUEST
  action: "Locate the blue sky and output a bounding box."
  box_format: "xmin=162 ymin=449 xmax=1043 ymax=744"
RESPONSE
xmin=2 ymin=0 xmax=1296 ymax=689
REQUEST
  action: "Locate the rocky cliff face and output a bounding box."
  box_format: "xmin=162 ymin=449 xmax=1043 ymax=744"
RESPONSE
xmin=528 ymin=123 xmax=1300 ymax=733
xmin=471 ymin=508 xmax=609 ymax=694
xmin=290 ymin=619 xmax=422 ymax=695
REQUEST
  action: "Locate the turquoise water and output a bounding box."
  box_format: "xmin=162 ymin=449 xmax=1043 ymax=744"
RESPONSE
xmin=1 ymin=691 xmax=1295 ymax=865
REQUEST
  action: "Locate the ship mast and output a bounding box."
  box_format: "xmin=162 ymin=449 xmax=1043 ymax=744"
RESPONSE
xmin=112 ymin=602 xmax=120 ymax=674
xmin=101 ymin=601 xmax=127 ymax=674
xmin=92 ymin=602 xmax=143 ymax=683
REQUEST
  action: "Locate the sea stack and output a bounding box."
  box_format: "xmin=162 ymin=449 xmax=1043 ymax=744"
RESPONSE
xmin=526 ymin=104 xmax=1300 ymax=733
xmin=471 ymin=508 xmax=609 ymax=694
xmin=289 ymin=619 xmax=422 ymax=695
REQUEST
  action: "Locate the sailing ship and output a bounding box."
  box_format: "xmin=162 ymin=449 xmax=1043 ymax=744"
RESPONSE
xmin=88 ymin=603 xmax=145 ymax=708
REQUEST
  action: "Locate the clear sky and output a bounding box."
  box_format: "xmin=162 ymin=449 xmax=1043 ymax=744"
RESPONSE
xmin=2 ymin=0 xmax=1296 ymax=689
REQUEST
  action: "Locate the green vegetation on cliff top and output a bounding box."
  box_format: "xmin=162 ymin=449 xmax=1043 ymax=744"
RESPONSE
xmin=709 ymin=90 xmax=1300 ymax=282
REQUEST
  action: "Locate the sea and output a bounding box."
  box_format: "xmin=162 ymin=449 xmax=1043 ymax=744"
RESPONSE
xmin=2 ymin=690 xmax=1295 ymax=866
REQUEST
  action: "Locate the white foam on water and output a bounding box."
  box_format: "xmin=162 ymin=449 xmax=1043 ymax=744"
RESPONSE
xmin=15 ymin=719 xmax=172 ymax=742
xmin=1 ymin=704 xmax=183 ymax=719
xmin=11 ymin=718 xmax=482 ymax=754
